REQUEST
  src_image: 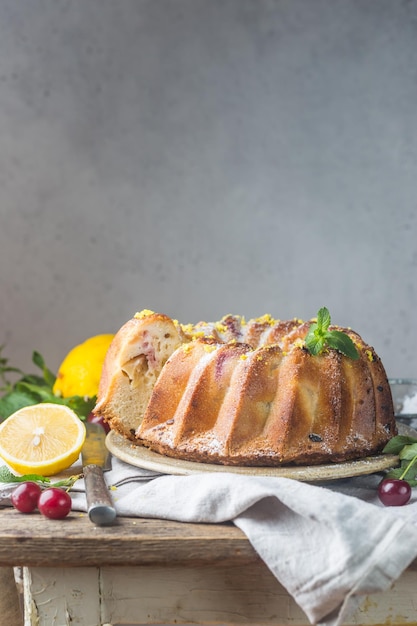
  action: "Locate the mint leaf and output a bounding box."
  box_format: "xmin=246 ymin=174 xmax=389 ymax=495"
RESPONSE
xmin=324 ymin=330 xmax=359 ymax=360
xmin=0 ymin=390 xmax=40 ymax=421
xmin=0 ymin=466 xmax=51 ymax=484
xmin=32 ymin=351 xmax=56 ymax=388
xmin=304 ymin=307 xmax=359 ymax=360
xmin=64 ymin=395 xmax=96 ymax=419
xmin=0 ymin=345 xmax=24 ymax=393
xmin=316 ymin=307 xmax=331 ymax=333
xmin=304 ymin=327 xmax=325 ymax=355
xmin=0 ymin=466 xmax=82 ymax=489
xmin=0 ymin=347 xmax=95 ymax=421
xmin=15 ymin=381 xmax=56 ymax=402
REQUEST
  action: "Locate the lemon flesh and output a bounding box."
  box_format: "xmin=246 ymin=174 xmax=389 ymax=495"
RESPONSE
xmin=0 ymin=403 xmax=86 ymax=476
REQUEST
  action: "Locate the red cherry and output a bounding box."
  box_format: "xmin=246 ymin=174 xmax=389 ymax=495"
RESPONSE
xmin=11 ymin=482 xmax=42 ymax=513
xmin=87 ymin=412 xmax=110 ymax=434
xmin=378 ymin=478 xmax=412 ymax=506
xmin=38 ymin=487 xmax=72 ymax=519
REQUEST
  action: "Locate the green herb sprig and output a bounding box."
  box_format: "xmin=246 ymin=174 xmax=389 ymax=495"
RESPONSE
xmin=0 ymin=344 xmax=24 ymax=393
xmin=0 ymin=347 xmax=95 ymax=422
xmin=0 ymin=466 xmax=82 ymax=490
xmin=382 ymin=435 xmax=417 ymax=487
xmin=304 ymin=307 xmax=359 ymax=360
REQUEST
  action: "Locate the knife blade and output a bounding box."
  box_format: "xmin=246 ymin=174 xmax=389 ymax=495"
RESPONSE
xmin=81 ymin=422 xmax=116 ymax=526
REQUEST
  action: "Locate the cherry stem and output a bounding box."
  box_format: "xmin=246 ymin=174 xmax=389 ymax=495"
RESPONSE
xmin=50 ymin=473 xmax=83 ymax=490
xmin=399 ymin=454 xmax=417 ymax=481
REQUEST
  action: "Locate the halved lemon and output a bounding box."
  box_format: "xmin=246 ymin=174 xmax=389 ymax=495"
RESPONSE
xmin=0 ymin=403 xmax=86 ymax=476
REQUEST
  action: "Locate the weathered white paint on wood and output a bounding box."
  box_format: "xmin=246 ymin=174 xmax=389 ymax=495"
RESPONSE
xmin=23 ymin=567 xmax=101 ymax=626
xmin=23 ymin=564 xmax=417 ymax=626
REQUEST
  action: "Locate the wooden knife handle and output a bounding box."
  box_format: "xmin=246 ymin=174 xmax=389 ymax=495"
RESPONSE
xmin=84 ymin=464 xmax=117 ymax=526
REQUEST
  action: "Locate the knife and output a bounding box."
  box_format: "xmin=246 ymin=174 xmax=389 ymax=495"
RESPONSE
xmin=81 ymin=422 xmax=117 ymax=525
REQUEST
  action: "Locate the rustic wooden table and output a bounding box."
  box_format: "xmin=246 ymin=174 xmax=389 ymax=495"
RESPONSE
xmin=0 ymin=507 xmax=416 ymax=626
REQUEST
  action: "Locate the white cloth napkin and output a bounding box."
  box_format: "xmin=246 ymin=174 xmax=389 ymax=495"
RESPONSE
xmin=67 ymin=457 xmax=417 ymax=626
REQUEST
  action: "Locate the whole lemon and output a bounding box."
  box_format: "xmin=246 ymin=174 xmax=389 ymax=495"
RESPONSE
xmin=53 ymin=334 xmax=114 ymax=398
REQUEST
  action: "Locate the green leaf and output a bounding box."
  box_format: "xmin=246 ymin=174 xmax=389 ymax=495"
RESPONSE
xmin=382 ymin=435 xmax=417 ymax=489
xmin=316 ymin=307 xmax=331 ymax=332
xmin=0 ymin=466 xmax=82 ymax=489
xmin=324 ymin=330 xmax=359 ymax=360
xmin=0 ymin=345 xmax=25 ymax=393
xmin=382 ymin=435 xmax=417 ymax=455
xmin=32 ymin=351 xmax=56 ymax=388
xmin=15 ymin=381 xmax=55 ymax=401
xmin=399 ymin=443 xmax=417 ymax=461
xmin=0 ymin=346 xmax=96 ymax=423
xmin=304 ymin=307 xmax=359 ymax=360
xmin=385 ymin=465 xmax=417 ymax=486
xmin=304 ymin=327 xmax=325 ymax=355
xmin=0 ymin=466 xmax=51 ymax=484
xmin=0 ymin=391 xmax=40 ymax=421
xmin=0 ymin=392 xmax=95 ymax=422
xmin=19 ymin=373 xmax=49 ymax=387
xmin=64 ymin=395 xmax=96 ymax=419
xmin=399 ymin=455 xmax=417 ymax=480
xmin=385 ymin=467 xmax=405 ymax=480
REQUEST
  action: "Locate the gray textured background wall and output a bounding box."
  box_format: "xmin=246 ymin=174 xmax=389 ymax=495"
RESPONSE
xmin=0 ymin=0 xmax=416 ymax=379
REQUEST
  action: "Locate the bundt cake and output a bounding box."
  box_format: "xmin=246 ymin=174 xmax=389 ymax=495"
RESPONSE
xmin=94 ymin=308 xmax=396 ymax=466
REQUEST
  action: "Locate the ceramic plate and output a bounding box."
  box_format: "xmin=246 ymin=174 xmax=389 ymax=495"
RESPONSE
xmin=105 ymin=423 xmax=414 ymax=482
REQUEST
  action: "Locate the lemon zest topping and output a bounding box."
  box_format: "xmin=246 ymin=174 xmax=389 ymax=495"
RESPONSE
xmin=366 ymin=349 xmax=374 ymax=362
xmin=215 ymin=322 xmax=228 ymax=333
xmin=254 ymin=313 xmax=275 ymax=326
xmin=134 ymin=309 xmax=155 ymax=319
xmin=293 ymin=338 xmax=305 ymax=349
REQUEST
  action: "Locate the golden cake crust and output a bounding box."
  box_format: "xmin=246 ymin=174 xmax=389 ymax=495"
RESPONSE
xmin=94 ymin=311 xmax=183 ymax=441
xmin=94 ymin=310 xmax=396 ymax=465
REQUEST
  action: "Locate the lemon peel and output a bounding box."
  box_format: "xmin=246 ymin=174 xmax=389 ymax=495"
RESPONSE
xmin=53 ymin=334 xmax=114 ymax=398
